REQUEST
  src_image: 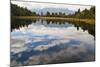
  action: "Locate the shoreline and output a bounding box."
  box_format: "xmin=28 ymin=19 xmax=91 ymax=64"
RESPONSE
xmin=13 ymin=16 xmax=95 ymax=24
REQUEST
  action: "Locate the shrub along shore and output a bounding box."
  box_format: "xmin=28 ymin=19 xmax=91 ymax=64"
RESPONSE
xmin=13 ymin=16 xmax=95 ymax=24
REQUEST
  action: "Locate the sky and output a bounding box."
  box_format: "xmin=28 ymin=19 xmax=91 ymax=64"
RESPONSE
xmin=11 ymin=0 xmax=95 ymax=5
xmin=11 ymin=0 xmax=95 ymax=11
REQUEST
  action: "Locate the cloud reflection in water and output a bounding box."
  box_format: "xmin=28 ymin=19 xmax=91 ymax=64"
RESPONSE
xmin=11 ymin=21 xmax=95 ymax=66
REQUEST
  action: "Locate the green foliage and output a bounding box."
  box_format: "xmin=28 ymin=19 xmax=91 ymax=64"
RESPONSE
xmin=11 ymin=3 xmax=36 ymax=16
xmin=70 ymin=6 xmax=95 ymax=19
xmin=11 ymin=3 xmax=95 ymax=19
xmin=45 ymin=6 xmax=95 ymax=19
xmin=46 ymin=11 xmax=50 ymax=16
xmin=45 ymin=12 xmax=66 ymax=17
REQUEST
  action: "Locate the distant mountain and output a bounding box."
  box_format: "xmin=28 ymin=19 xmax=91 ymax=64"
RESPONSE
xmin=31 ymin=8 xmax=75 ymax=15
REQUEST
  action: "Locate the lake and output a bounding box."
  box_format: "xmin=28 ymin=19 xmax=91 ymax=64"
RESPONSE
xmin=11 ymin=19 xmax=95 ymax=66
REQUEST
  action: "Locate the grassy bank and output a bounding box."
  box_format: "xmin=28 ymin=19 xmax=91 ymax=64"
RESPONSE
xmin=13 ymin=16 xmax=95 ymax=24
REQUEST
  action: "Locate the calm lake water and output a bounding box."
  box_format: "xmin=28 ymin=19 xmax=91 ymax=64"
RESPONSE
xmin=11 ymin=19 xmax=95 ymax=66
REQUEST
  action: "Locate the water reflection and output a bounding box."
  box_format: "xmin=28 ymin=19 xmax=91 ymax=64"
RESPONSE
xmin=11 ymin=19 xmax=95 ymax=66
xmin=11 ymin=19 xmax=95 ymax=36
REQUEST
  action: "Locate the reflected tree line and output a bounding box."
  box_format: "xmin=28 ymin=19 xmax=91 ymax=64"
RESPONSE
xmin=43 ymin=19 xmax=95 ymax=37
xmin=11 ymin=3 xmax=95 ymax=36
xmin=11 ymin=19 xmax=95 ymax=37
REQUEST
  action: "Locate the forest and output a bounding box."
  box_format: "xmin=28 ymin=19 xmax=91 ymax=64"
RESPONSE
xmin=11 ymin=3 xmax=95 ymax=19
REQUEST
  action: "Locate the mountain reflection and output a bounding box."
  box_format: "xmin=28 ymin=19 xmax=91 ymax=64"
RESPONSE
xmin=11 ymin=19 xmax=95 ymax=66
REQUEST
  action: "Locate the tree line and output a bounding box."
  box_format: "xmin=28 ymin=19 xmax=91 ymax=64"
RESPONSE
xmin=11 ymin=4 xmax=37 ymax=16
xmin=68 ymin=7 xmax=95 ymax=19
xmin=11 ymin=3 xmax=95 ymax=19
xmin=44 ymin=6 xmax=95 ymax=19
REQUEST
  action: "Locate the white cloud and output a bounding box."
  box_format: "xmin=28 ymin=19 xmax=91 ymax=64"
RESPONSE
xmin=11 ymin=0 xmax=93 ymax=11
xmin=11 ymin=22 xmax=94 ymax=53
xmin=12 ymin=0 xmax=95 ymax=5
xmin=34 ymin=39 xmax=70 ymax=51
xmin=11 ymin=20 xmax=95 ymax=66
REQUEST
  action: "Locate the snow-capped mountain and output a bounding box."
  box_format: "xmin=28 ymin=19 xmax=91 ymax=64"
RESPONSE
xmin=31 ymin=8 xmax=75 ymax=15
